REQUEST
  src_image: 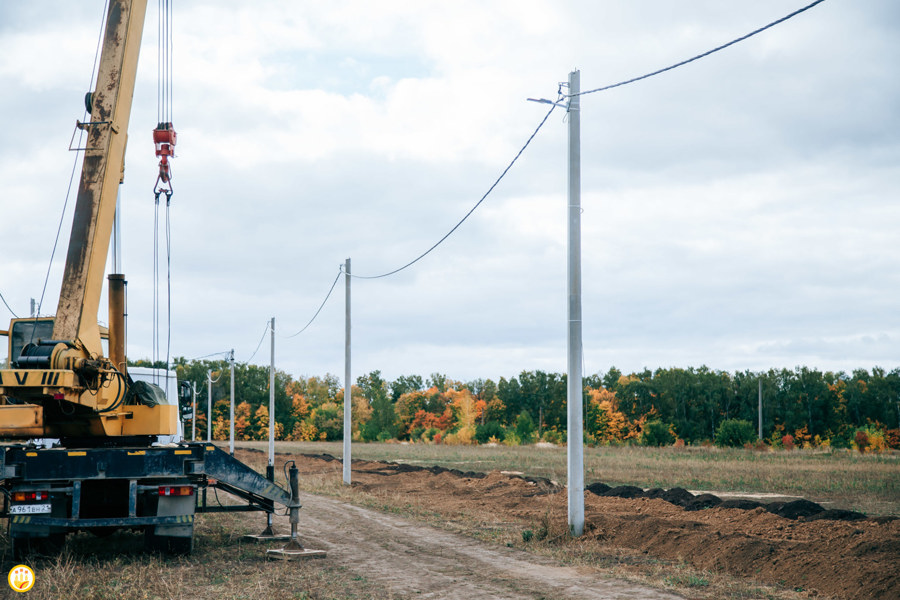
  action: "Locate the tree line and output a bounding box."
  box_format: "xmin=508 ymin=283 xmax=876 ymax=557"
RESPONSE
xmin=150 ymin=358 xmax=900 ymax=450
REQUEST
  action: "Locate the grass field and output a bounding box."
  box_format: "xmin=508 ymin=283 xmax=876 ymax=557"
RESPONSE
xmin=6 ymin=441 xmax=896 ymax=599
xmin=236 ymin=440 xmax=900 ymax=516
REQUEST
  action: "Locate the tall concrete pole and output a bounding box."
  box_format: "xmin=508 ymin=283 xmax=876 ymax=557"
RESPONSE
xmin=269 ymin=317 xmax=275 ymax=467
xmin=343 ymin=258 xmax=352 ymax=485
xmin=207 ymin=369 xmax=212 ymax=442
xmin=229 ymin=349 xmax=235 ymax=456
xmin=566 ymin=69 xmax=584 ymax=537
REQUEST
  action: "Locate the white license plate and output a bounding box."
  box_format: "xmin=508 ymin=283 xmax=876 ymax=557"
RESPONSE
xmin=9 ymin=504 xmax=50 ymax=515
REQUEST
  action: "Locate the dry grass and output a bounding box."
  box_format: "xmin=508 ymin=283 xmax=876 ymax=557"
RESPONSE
xmin=4 ymin=442 xmax=893 ymax=599
xmin=236 ymin=440 xmax=900 ymax=516
xmin=0 ymin=510 xmax=394 ymax=600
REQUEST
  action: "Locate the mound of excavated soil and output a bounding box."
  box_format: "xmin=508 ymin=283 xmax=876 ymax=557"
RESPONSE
xmin=252 ymin=450 xmax=899 ymax=600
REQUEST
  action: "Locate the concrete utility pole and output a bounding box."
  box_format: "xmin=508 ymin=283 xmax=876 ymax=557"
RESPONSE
xmin=343 ymin=258 xmax=352 ymax=485
xmin=269 ymin=317 xmax=275 ymax=466
xmin=207 ymin=369 xmax=213 ymax=442
xmin=229 ymin=349 xmax=235 ymax=456
xmin=566 ymin=69 xmax=585 ymax=537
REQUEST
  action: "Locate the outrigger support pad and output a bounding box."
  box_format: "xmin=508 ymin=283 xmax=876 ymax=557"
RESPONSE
xmin=267 ymin=463 xmax=326 ymax=560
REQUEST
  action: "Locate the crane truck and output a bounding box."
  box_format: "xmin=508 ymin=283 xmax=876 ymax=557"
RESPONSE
xmin=0 ymin=0 xmax=301 ymax=558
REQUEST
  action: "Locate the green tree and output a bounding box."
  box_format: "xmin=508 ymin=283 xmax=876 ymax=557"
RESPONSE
xmin=390 ymin=374 xmax=423 ymax=400
xmin=357 ymin=370 xmax=396 ymax=441
xmin=515 ymin=410 xmax=536 ymax=443
xmin=311 ymin=403 xmax=342 ymax=440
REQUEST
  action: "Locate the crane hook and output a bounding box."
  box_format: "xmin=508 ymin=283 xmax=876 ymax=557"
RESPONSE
xmin=153 ymin=122 xmax=176 ymax=196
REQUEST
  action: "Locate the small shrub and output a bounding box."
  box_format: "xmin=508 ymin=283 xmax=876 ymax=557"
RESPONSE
xmin=886 ymin=428 xmax=900 ymax=449
xmin=867 ymin=430 xmax=888 ymax=453
xmin=541 ymin=429 xmax=563 ymax=445
xmin=714 ymin=419 xmax=757 ymax=448
xmin=665 ymin=574 xmax=709 ymax=588
xmin=503 ymin=431 xmax=521 ymax=446
xmin=854 ymin=427 xmax=888 ymax=453
xmin=673 ymin=438 xmax=686 ymax=449
xmin=475 ymin=421 xmax=506 ymax=444
xmin=829 ymin=429 xmax=853 ymax=449
xmin=854 ymin=430 xmax=869 ymax=453
xmin=641 ymin=420 xmax=675 ymax=447
xmin=782 ymin=434 xmax=795 ymax=451
xmin=813 ymin=434 xmax=831 ymax=449
xmin=433 ymin=431 xmax=442 ymax=444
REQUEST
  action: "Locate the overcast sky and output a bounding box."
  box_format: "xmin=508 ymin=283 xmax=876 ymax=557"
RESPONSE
xmin=1 ymin=1 xmax=898 ymax=385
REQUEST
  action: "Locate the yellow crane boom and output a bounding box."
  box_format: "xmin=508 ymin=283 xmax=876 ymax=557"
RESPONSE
xmin=0 ymin=0 xmax=177 ymax=441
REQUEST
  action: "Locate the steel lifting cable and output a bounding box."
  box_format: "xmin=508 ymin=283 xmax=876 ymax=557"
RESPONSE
xmin=153 ymin=0 xmax=176 ymax=380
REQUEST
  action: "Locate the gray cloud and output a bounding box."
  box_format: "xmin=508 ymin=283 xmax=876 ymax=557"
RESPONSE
xmin=2 ymin=1 xmax=898 ymax=384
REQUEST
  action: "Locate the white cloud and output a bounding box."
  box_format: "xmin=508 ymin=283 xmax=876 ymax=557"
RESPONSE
xmin=2 ymin=0 xmax=899 ymax=382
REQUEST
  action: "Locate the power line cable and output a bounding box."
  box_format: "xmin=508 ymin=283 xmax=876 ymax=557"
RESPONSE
xmin=245 ymin=321 xmax=271 ymax=363
xmin=283 ymin=268 xmax=343 ymax=338
xmin=349 ymin=102 xmax=559 ymax=280
xmin=0 ymin=291 xmax=19 ymax=319
xmin=189 ymin=350 xmax=231 ymax=362
xmin=576 ymin=0 xmax=828 ymax=97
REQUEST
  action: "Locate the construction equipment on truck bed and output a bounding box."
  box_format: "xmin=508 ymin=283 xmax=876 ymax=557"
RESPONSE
xmin=0 ymin=0 xmax=318 ymax=558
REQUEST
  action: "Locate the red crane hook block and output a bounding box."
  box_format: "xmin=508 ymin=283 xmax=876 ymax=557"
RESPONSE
xmin=153 ymin=122 xmax=177 ymax=184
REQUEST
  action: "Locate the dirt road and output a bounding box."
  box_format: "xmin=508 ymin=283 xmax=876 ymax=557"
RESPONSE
xmin=288 ymin=491 xmax=681 ymax=600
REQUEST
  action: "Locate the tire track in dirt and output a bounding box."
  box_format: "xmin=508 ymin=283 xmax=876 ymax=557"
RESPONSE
xmin=288 ymin=492 xmax=681 ymax=600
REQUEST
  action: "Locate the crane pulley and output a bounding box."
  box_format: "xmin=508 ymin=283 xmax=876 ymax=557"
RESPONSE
xmin=153 ymin=121 xmax=177 ymax=195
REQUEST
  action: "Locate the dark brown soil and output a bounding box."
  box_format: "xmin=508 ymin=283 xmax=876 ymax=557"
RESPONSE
xmin=257 ymin=450 xmax=900 ymax=600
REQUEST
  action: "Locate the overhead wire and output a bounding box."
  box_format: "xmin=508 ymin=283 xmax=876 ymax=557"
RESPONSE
xmin=189 ymin=350 xmax=232 ymax=362
xmin=348 ymin=102 xmax=559 ymax=280
xmin=575 ymin=0 xmax=828 ymax=97
xmin=245 ymin=321 xmax=271 ymax=363
xmin=0 ymin=291 xmax=19 ymax=319
xmin=283 ymin=269 xmax=343 ymax=338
